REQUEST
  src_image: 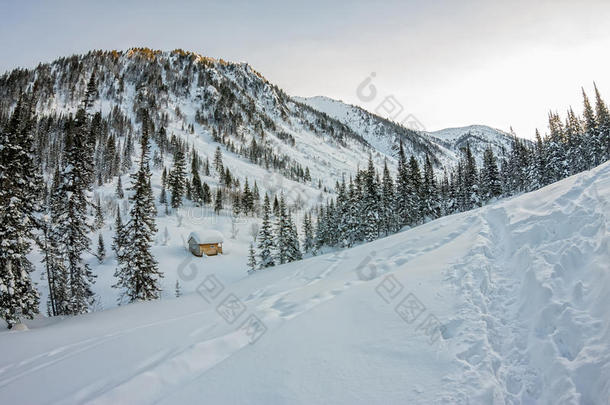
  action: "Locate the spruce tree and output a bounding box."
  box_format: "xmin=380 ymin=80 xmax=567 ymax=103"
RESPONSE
xmin=302 ymin=213 xmax=315 ymax=254
xmin=55 ymin=108 xmax=96 ymax=315
xmin=113 ymin=113 xmax=163 ymax=303
xmin=214 ymin=188 xmax=223 ymax=214
xmin=480 ymin=147 xmax=502 ymax=202
xmin=248 ymin=243 xmax=257 ymax=274
xmin=97 ymin=234 xmax=106 ymax=263
xmin=116 ymin=175 xmax=124 ymax=199
xmin=380 ymin=160 xmax=396 ymax=235
xmin=257 ymin=194 xmax=275 ymax=268
xmin=170 ymin=148 xmax=187 ymax=208
xmin=0 ymin=98 xmax=41 ymax=327
xmin=94 ymin=196 xmax=104 ymax=230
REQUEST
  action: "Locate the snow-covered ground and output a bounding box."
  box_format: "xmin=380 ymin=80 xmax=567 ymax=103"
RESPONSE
xmin=1 ymin=162 xmax=609 ymax=404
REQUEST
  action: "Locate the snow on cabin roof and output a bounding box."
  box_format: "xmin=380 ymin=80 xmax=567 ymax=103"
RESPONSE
xmin=188 ymin=230 xmax=224 ymax=244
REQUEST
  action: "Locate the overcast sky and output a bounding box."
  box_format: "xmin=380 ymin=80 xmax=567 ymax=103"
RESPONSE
xmin=2 ymin=0 xmax=609 ymax=138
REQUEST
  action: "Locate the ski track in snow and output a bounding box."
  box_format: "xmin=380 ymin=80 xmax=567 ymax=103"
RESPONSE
xmin=0 ymin=164 xmax=609 ymax=404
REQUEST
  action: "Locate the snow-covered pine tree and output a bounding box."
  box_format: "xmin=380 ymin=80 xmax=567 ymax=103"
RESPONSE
xmin=116 ymin=175 xmax=124 ymax=199
xmin=97 ymin=234 xmax=106 ymax=263
xmin=395 ymin=140 xmax=410 ymax=227
xmin=112 ymin=208 xmax=124 ymax=256
xmin=175 ymin=280 xmax=182 ymax=298
xmin=286 ymin=215 xmax=303 ymax=262
xmin=257 ymin=194 xmax=275 ymax=268
xmin=593 ymin=83 xmax=610 ymax=163
xmin=113 ymin=113 xmax=163 ymax=303
xmin=55 ymin=108 xmax=96 ymax=315
xmin=242 ymin=178 xmax=254 ymax=215
xmin=361 ymin=155 xmax=380 ymax=241
xmin=202 ymin=182 xmax=212 ymax=205
xmin=380 ymin=160 xmax=396 ymax=235
xmin=302 ymin=212 xmax=315 ymax=254
xmin=169 ymin=148 xmax=187 ymax=209
xmin=191 ymin=170 xmax=204 ymax=206
xmin=0 ymin=97 xmax=41 ymax=327
xmin=480 ymin=147 xmax=502 ymax=202
xmin=247 ymin=243 xmax=257 ymax=274
xmin=214 ymin=188 xmax=223 ymax=214
xmin=38 ymin=169 xmax=69 ymax=317
xmin=94 ymin=196 xmax=104 ymax=230
xmin=274 ymin=194 xmax=290 ymax=265
xmin=214 ymin=146 xmax=224 ymax=176
xmin=460 ymin=144 xmax=480 ymax=211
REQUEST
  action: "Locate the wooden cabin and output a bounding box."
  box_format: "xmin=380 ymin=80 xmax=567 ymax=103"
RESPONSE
xmin=188 ymin=231 xmax=224 ymax=256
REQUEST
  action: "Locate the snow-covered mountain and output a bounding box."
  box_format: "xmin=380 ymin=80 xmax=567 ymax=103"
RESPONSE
xmin=1 ymin=49 xmax=522 ymax=187
xmin=2 ymin=160 xmax=608 ymax=404
xmin=296 ymin=96 xmax=520 ymax=165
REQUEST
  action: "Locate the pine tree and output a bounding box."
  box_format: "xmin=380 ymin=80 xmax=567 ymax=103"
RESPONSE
xmin=169 ymin=148 xmax=187 ymax=208
xmin=420 ymin=155 xmax=440 ymax=221
xmin=116 ymin=175 xmax=124 ymax=199
xmin=84 ymin=71 xmax=99 ymax=110
xmin=0 ymin=98 xmax=41 ymax=327
xmin=112 ymin=208 xmax=124 ymax=256
xmin=39 ymin=170 xmax=69 ymax=317
xmin=395 ymin=140 xmax=410 ymax=227
xmin=191 ymin=170 xmax=204 ymax=206
xmin=214 ymin=146 xmax=223 ymax=176
xmin=97 ymin=234 xmax=106 ymax=263
xmin=480 ymin=147 xmax=502 ymax=202
xmin=214 ymin=188 xmax=223 ymax=214
xmin=593 ymin=83 xmax=610 ymax=163
xmin=55 ymin=108 xmax=96 ymax=315
xmin=159 ymin=187 xmax=167 ymax=205
xmin=275 ymin=194 xmax=290 ymax=265
xmin=94 ymin=196 xmax=104 ymax=230
xmin=380 ymin=161 xmax=396 ymax=235
xmin=113 ymin=113 xmax=163 ymax=303
xmin=361 ymin=155 xmax=380 ymax=241
xmin=257 ymin=195 xmax=275 ymax=268
xmin=302 ymin=213 xmax=315 ymax=254
xmin=286 ymin=215 xmax=302 ymax=262
xmin=202 ymin=182 xmax=212 ymax=205
xmin=247 ymin=243 xmax=257 ymax=273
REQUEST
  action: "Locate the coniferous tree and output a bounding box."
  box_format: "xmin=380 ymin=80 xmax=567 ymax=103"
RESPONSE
xmin=113 ymin=114 xmax=163 ymax=303
xmin=55 ymin=108 xmax=96 ymax=315
xmin=94 ymin=196 xmax=104 ymax=230
xmin=395 ymin=140 xmax=410 ymax=227
xmin=202 ymin=182 xmax=212 ymax=205
xmin=116 ymin=175 xmax=124 ymax=199
xmin=420 ymin=155 xmax=440 ymax=221
xmin=361 ymin=155 xmax=380 ymax=241
xmin=480 ymin=147 xmax=502 ymax=202
xmin=302 ymin=213 xmax=315 ymax=254
xmin=97 ymin=234 xmax=106 ymax=263
xmin=169 ymin=148 xmax=187 ymax=209
xmin=191 ymin=169 xmax=204 ymax=206
xmin=39 ymin=170 xmax=69 ymax=317
xmin=247 ymin=243 xmax=257 ymax=273
xmin=214 ymin=188 xmax=223 ymax=214
xmin=257 ymin=194 xmax=275 ymax=268
xmin=112 ymin=208 xmax=124 ymax=256
xmin=0 ymin=98 xmax=41 ymax=327
xmin=380 ymin=160 xmax=396 ymax=235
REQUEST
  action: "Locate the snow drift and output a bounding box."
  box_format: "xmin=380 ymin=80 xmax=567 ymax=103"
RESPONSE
xmin=0 ymin=162 xmax=609 ymax=404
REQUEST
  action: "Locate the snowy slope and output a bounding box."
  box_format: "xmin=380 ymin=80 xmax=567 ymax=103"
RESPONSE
xmin=1 ymin=162 xmax=609 ymax=404
xmin=294 ymin=95 xmax=450 ymax=165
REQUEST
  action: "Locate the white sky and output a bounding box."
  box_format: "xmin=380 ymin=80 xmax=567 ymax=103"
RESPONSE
xmin=2 ymin=0 xmax=609 ymax=138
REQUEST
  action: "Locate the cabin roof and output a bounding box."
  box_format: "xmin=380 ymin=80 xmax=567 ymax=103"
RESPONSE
xmin=188 ymin=230 xmax=224 ymax=244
